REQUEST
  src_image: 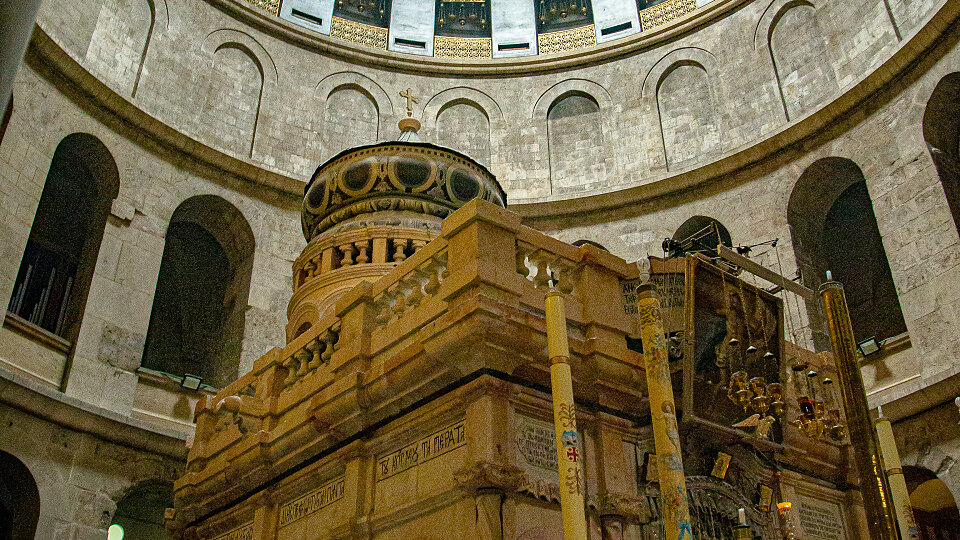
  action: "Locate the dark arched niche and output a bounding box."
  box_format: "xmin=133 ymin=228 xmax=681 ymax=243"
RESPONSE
xmin=905 ymin=466 xmax=960 ymax=537
xmin=0 ymin=451 xmax=40 ymax=540
xmin=670 ymin=215 xmax=733 ymax=257
xmin=112 ymin=481 xmax=173 ymax=540
xmin=7 ymin=133 xmax=119 ymax=341
xmin=923 ymin=73 xmax=960 ymax=234
xmin=142 ymin=195 xmax=254 ymax=389
xmin=788 ymin=157 xmax=906 ymax=349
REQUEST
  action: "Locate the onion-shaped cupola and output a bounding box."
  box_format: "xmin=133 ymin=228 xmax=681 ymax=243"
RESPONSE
xmin=287 ymin=118 xmax=507 ymax=341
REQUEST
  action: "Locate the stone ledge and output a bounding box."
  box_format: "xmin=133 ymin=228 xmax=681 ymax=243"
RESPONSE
xmin=0 ymin=363 xmax=190 ymax=459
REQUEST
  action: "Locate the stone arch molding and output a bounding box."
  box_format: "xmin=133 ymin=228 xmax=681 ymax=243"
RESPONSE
xmin=532 ymin=79 xmax=613 ymax=120
xmin=422 ymin=87 xmax=502 ymax=167
xmin=901 ymin=444 xmax=960 ymax=504
xmin=642 ymin=48 xmax=722 ymax=170
xmin=754 ymin=0 xmax=816 ymax=51
xmin=641 ymin=47 xmax=719 ymax=100
xmin=423 ymin=87 xmax=504 ymax=127
xmin=534 ymin=79 xmax=616 ymax=195
xmin=201 ymin=29 xmax=279 ymax=86
xmin=315 ymin=72 xmax=398 ymax=119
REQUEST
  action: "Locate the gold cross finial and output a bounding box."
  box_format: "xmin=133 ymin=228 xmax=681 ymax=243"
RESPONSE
xmin=399 ymin=88 xmax=419 ymax=117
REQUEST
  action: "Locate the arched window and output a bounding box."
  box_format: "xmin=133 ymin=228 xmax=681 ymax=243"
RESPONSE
xmin=666 ymin=215 xmax=732 ymax=258
xmin=923 ymin=73 xmax=960 ymax=233
xmin=7 ymin=134 xmax=119 ymax=341
xmin=0 ymin=451 xmax=40 ymax=540
xmin=111 ymin=481 xmax=173 ymax=540
xmin=142 ymin=195 xmax=254 ymax=389
xmin=788 ymin=157 xmax=906 ymax=349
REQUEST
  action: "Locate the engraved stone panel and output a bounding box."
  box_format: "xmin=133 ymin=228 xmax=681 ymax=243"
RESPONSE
xmin=797 ymin=495 xmax=846 ymax=540
xmin=213 ymin=522 xmax=254 ymax=540
xmin=278 ymin=476 xmax=345 ymax=528
xmin=547 ymin=93 xmax=606 ymax=194
xmin=374 ymin=420 xmax=468 ymax=512
xmin=516 ymin=414 xmax=559 ymax=484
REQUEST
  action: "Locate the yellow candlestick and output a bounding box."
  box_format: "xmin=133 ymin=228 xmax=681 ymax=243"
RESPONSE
xmin=545 ymin=290 xmax=588 ymax=540
xmin=636 ymin=282 xmax=694 ymax=540
xmin=876 ymin=416 xmax=919 ymax=539
xmin=819 ymin=280 xmax=898 ymax=540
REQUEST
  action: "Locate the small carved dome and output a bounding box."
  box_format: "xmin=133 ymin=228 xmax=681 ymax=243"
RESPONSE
xmin=301 ymin=137 xmax=507 ymax=241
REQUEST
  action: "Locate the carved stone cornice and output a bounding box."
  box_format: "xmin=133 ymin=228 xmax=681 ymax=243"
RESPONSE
xmin=517 ymin=478 xmax=561 ymax=503
xmin=454 ymin=461 xmax=528 ymax=493
xmin=590 ymin=491 xmax=652 ymax=522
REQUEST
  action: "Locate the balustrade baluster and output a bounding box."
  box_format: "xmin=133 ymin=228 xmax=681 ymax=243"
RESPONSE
xmin=307 ymin=338 xmax=321 ymax=370
xmin=405 ymin=272 xmax=425 ymax=307
xmin=321 ymin=327 xmax=338 ymax=362
xmin=393 ymin=238 xmax=408 ymax=262
xmin=283 ymin=357 xmax=298 ymax=387
xmin=339 ymin=243 xmax=356 ymax=266
xmin=356 ymin=240 xmax=370 ymax=264
xmin=296 ymin=350 xmax=310 ymax=377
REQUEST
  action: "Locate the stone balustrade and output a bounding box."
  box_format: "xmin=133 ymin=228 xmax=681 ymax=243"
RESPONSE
xmin=292 ymin=226 xmax=437 ymax=291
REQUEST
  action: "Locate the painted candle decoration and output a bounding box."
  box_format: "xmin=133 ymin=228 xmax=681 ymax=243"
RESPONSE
xmin=636 ymin=279 xmax=693 ymax=540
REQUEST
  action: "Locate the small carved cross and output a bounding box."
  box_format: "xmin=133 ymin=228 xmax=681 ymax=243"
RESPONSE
xmin=399 ymin=88 xmax=419 ymax=117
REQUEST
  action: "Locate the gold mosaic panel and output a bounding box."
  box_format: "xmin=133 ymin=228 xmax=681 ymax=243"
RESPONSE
xmin=639 ymin=0 xmax=698 ymax=31
xmin=433 ymin=36 xmax=493 ymax=59
xmin=536 ymin=25 xmax=596 ymax=56
xmin=330 ymin=16 xmax=389 ymax=50
xmin=240 ymin=0 xmax=280 ymax=15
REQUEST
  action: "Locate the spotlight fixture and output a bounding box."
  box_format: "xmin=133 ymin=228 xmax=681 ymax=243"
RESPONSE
xmin=181 ymin=373 xmax=202 ymax=391
xmin=856 ymin=337 xmax=880 ymax=356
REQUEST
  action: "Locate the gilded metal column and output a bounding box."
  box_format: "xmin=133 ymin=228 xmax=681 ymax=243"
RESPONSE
xmin=876 ymin=415 xmax=919 ymax=539
xmin=819 ymin=280 xmax=897 ymax=540
xmin=545 ymin=290 xmax=588 ymax=540
xmin=636 ymin=283 xmax=693 ymax=540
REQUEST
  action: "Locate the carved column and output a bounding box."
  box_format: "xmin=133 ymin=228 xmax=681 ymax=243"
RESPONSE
xmin=599 ymin=515 xmax=624 ymax=540
xmin=455 ymin=462 xmax=527 ymax=540
xmin=476 ymin=490 xmax=505 ymax=540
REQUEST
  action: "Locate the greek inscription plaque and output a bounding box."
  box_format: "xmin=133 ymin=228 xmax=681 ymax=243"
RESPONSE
xmin=798 ymin=496 xmax=845 ymax=540
xmin=278 ymin=476 xmax=345 ymax=528
xmin=620 ymin=274 xmax=684 ymax=332
xmin=516 ymin=416 xmax=557 ymax=471
xmin=376 ymin=421 xmax=466 ymax=481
